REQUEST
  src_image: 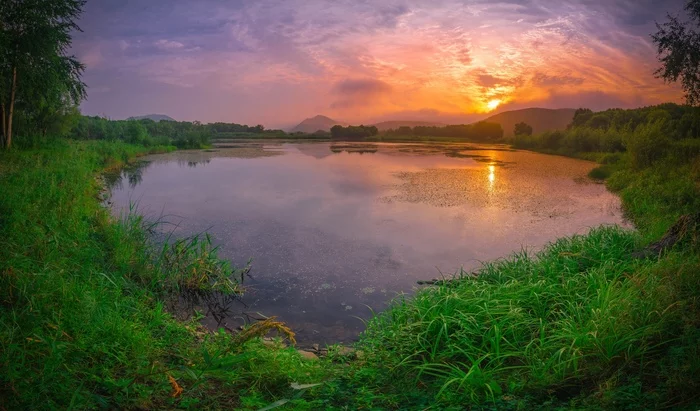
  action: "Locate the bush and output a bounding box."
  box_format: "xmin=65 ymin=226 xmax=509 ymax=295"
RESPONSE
xmin=624 ymin=121 xmax=670 ymax=169
xmin=588 ymin=165 xmax=613 ymax=180
xmin=669 ymin=138 xmax=700 ymax=164
xmin=599 ymin=152 xmax=623 ymax=165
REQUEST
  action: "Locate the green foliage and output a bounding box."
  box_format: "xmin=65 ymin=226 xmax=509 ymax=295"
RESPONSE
xmin=653 ymin=0 xmax=700 ymax=105
xmin=311 ymin=105 xmax=700 ymax=410
xmin=314 ymin=228 xmax=700 ymax=409
xmin=623 ymin=120 xmax=671 ymax=169
xmin=0 ymin=141 xmax=330 ymax=409
xmin=384 ymin=121 xmax=505 ymax=142
xmin=513 ymin=104 xmax=700 ymax=165
xmin=0 ymin=0 xmax=86 ymax=148
xmin=513 ymin=122 xmax=533 ymax=136
xmin=330 ymin=124 xmax=379 ymax=139
xmin=66 ymin=115 xmax=302 ymax=149
xmin=1 ymin=130 xmax=699 ymax=409
xmin=587 ymin=165 xmax=613 ymax=180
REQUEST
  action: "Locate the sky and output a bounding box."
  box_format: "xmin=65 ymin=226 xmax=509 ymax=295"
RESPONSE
xmin=72 ymin=0 xmax=687 ymax=128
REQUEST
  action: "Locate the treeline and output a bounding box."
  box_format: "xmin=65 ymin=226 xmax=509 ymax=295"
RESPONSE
xmin=330 ymin=124 xmax=379 ymax=139
xmin=69 ymin=116 xmax=211 ymax=148
xmin=513 ymin=103 xmax=700 ymax=168
xmin=68 ymin=116 xmax=293 ymax=149
xmin=383 ymin=121 xmax=504 ymax=142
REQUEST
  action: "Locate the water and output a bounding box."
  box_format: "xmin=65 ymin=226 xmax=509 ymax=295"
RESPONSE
xmin=109 ymin=142 xmax=629 ymax=344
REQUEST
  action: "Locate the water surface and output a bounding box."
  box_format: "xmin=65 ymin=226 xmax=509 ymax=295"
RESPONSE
xmin=109 ymin=142 xmax=628 ymax=344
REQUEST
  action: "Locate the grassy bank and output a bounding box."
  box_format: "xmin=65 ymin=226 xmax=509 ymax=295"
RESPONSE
xmin=1 ymin=136 xmax=698 ymax=409
xmin=0 ymin=140 xmax=329 ymax=409
xmin=314 ymin=107 xmax=700 ymax=409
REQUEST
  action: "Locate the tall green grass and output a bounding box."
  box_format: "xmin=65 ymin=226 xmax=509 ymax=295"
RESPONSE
xmin=306 ymin=228 xmax=699 ymax=409
xmin=0 ymin=140 xmax=328 ymax=409
xmin=309 ymin=118 xmax=700 ymax=408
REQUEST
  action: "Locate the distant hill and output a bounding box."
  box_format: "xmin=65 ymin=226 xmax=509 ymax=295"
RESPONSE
xmin=293 ymin=109 xmax=575 ymax=136
xmin=482 ymin=108 xmax=576 ymax=137
xmin=291 ymin=115 xmax=345 ymax=133
xmin=127 ymin=114 xmax=176 ymax=122
xmin=372 ymin=120 xmax=446 ymax=131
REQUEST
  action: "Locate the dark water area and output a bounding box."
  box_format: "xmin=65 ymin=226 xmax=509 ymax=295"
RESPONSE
xmin=108 ymin=142 xmax=629 ymax=345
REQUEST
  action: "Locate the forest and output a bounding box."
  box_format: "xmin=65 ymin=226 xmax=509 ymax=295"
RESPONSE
xmin=382 ymin=121 xmax=504 ymax=141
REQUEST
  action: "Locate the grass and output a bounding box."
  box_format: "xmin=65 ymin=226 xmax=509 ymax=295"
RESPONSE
xmin=0 ymin=140 xmax=329 ymax=409
xmin=0 ymin=137 xmax=698 ymax=409
xmin=322 ymin=227 xmax=700 ymax=409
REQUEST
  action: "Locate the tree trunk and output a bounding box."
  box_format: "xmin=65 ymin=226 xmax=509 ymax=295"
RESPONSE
xmin=1 ymin=102 xmax=6 ymax=148
xmin=6 ymin=66 xmax=17 ymax=149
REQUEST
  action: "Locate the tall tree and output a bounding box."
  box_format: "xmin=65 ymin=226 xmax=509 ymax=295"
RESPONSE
xmin=0 ymin=0 xmax=86 ymax=149
xmin=652 ymin=0 xmax=700 ymax=105
xmin=514 ymin=122 xmax=533 ymax=136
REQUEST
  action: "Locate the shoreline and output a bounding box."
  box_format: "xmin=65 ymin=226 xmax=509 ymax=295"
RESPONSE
xmin=1 ymin=138 xmax=697 ymax=409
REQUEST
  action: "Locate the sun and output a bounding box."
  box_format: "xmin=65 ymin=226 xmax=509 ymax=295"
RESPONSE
xmin=487 ymin=99 xmax=501 ymax=111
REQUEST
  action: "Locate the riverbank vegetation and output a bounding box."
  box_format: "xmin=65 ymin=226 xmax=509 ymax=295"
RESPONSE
xmin=0 ymin=141 xmax=331 ymax=409
xmin=376 ymin=121 xmax=505 ymax=142
xmin=512 ymin=103 xmax=700 ymax=240
xmin=2 ymin=132 xmax=697 ymax=410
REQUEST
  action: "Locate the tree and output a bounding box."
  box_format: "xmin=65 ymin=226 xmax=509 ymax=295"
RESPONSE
xmin=330 ymin=124 xmax=378 ymax=139
xmin=514 ymin=122 xmax=533 ymax=136
xmin=0 ymin=0 xmax=86 ymax=149
xmin=652 ymin=0 xmax=700 ymax=105
xmin=397 ymin=126 xmax=412 ymax=135
xmin=569 ymin=108 xmax=594 ymax=128
xmin=126 ymin=121 xmax=147 ymax=145
xmin=587 ymin=114 xmax=611 ymax=130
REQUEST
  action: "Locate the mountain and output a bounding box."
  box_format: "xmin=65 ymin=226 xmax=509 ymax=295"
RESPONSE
xmin=291 ymin=115 xmax=345 ymax=133
xmin=372 ymin=120 xmax=446 ymax=131
xmin=482 ymin=108 xmax=576 ymax=137
xmin=127 ymin=114 xmax=176 ymax=122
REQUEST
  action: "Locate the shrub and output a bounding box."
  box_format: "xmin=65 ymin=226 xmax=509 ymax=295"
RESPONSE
xmin=588 ymin=165 xmax=613 ymax=180
xmin=624 ymin=121 xmax=670 ymax=169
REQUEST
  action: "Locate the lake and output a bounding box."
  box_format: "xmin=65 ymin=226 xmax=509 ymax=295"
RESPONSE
xmin=108 ymin=142 xmax=629 ymax=345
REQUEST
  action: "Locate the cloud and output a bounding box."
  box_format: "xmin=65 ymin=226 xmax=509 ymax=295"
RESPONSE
xmin=531 ymin=72 xmax=584 ymax=87
xmin=456 ymin=47 xmax=473 ymax=65
xmin=333 ymin=78 xmax=393 ymax=95
xmin=154 ymin=39 xmax=185 ymax=50
xmin=476 ymin=73 xmax=506 ymax=88
xmin=331 ymin=78 xmax=393 ymax=109
xmin=72 ymin=0 xmax=685 ymax=126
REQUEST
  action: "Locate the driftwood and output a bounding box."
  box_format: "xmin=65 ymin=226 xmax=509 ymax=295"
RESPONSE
xmin=631 ymin=212 xmax=700 ymax=259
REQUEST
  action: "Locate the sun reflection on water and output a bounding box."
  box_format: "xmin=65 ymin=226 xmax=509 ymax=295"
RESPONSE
xmin=488 ymin=164 xmax=496 ymax=188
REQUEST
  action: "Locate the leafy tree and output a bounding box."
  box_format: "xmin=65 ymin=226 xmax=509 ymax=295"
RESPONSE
xmin=126 ymin=121 xmax=148 ymax=145
xmin=0 ymin=0 xmax=86 ymax=149
xmin=397 ymin=126 xmax=412 ymax=135
xmin=330 ymin=124 xmax=378 ymax=139
xmin=587 ymin=114 xmax=611 ymax=130
xmin=652 ymin=0 xmax=700 ymax=105
xmin=569 ymin=108 xmax=594 ymax=128
xmin=514 ymin=122 xmax=533 ymax=136
xmin=470 ymin=121 xmax=504 ymax=141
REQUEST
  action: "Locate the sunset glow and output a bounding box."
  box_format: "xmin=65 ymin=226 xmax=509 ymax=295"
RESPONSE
xmin=73 ymin=0 xmax=686 ymax=127
xmin=487 ymin=100 xmax=502 ymax=111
